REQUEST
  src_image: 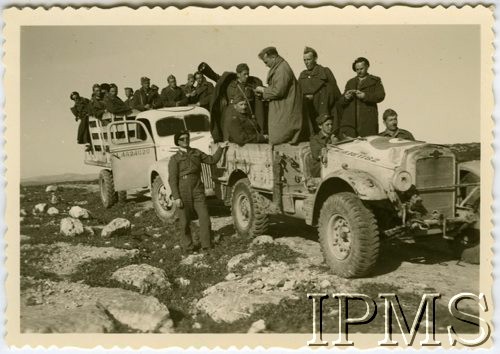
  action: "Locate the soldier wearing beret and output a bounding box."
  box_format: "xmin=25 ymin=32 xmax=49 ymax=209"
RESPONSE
xmin=70 ymin=91 xmax=92 ymax=149
xmin=161 ymin=75 xmax=188 ymax=107
xmin=132 ymin=77 xmax=152 ymax=111
xmin=168 ymin=131 xmax=229 ymax=254
xmin=226 ymin=93 xmax=267 ymax=146
xmin=309 ymin=114 xmax=338 ymax=177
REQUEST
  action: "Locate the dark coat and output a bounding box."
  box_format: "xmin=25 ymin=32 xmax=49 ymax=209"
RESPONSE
xmin=161 ymin=86 xmax=188 ymax=107
xmin=181 ymin=84 xmax=197 ymax=104
xmin=194 ymin=81 xmax=215 ymax=110
xmin=339 ymin=74 xmax=385 ymax=137
xmin=105 ymin=96 xmax=132 ymax=115
xmin=89 ymin=94 xmax=106 ymax=119
xmin=227 ymin=110 xmax=267 ymax=146
xmin=70 ymin=97 xmax=91 ymax=144
xmin=299 ymin=64 xmax=342 ymax=134
xmin=124 ymin=97 xmax=135 ymax=109
xmin=148 ymin=91 xmax=163 ymax=109
xmin=132 ymin=87 xmax=152 ymax=111
xmin=263 ymin=56 xmax=307 ymax=144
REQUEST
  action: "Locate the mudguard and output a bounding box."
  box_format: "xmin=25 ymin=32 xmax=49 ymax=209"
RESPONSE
xmin=318 ymin=169 xmax=387 ymax=201
xmin=148 ymin=158 xmax=171 ymax=193
xmin=458 ymin=160 xmax=480 ymax=178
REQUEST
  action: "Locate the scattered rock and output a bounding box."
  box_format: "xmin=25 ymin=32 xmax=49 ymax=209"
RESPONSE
xmin=45 ymin=185 xmax=58 ymax=193
xmin=176 ymin=277 xmax=191 ymax=287
xmin=251 ymin=235 xmax=274 ymax=246
xmin=247 ymin=319 xmax=266 ymax=333
xmin=461 ymin=245 xmax=480 ymax=264
xmin=69 ymin=206 xmax=90 ymax=219
xmin=20 ymin=235 xmax=31 ymax=242
xmin=21 ymin=279 xmax=173 ymax=333
xmin=59 ymin=217 xmax=84 ymax=237
xmin=101 ymin=218 xmax=131 ymax=237
xmin=180 ymin=253 xmax=205 ymax=266
xmin=32 ymin=203 xmax=47 ymax=214
xmin=84 ymin=226 xmax=95 ymax=236
xmin=320 ymin=279 xmax=331 ymax=289
xmin=173 ymin=245 xmax=181 ymax=250
xmin=20 ymin=209 xmax=28 ymax=217
xmin=111 ymin=264 xmax=171 ymax=295
xmin=75 ymin=200 xmax=88 ymax=206
xmin=20 ymin=217 xmax=25 ymax=223
xmin=225 ymin=273 xmax=237 ymax=281
xmin=50 ymin=194 xmax=60 ymax=204
xmin=227 ymin=252 xmax=254 ymax=272
xmin=275 ymin=237 xmax=324 ymax=266
xmin=47 ymin=207 xmax=59 ymax=216
xmin=192 ymin=322 xmax=202 ymax=330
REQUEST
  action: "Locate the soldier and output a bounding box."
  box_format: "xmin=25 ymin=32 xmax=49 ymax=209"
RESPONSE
xmin=161 ymin=75 xmax=188 ymax=107
xmin=226 ymin=63 xmax=261 ymax=116
xmin=70 ymin=91 xmax=91 ymax=150
xmin=181 ymin=73 xmax=197 ymax=104
xmin=149 ymin=84 xmax=163 ymax=109
xmin=89 ymin=83 xmax=106 ymax=119
xmin=168 ymin=131 xmax=229 ymax=254
xmin=309 ymin=114 xmax=338 ymax=177
xmin=193 ymin=72 xmax=214 ymax=110
xmin=226 ymin=93 xmax=267 ymax=146
xmin=124 ymin=87 xmax=135 ymax=109
xmin=298 ymin=47 xmax=341 ymax=135
xmin=255 ymin=46 xmax=307 ymax=144
xmin=105 ymin=84 xmax=132 ymax=115
xmin=379 ymin=109 xmax=415 ymax=140
xmin=132 ymin=77 xmax=152 ymax=111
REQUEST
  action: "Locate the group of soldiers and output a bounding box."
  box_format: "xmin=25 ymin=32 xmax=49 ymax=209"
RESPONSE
xmin=69 ymin=72 xmax=214 ymax=150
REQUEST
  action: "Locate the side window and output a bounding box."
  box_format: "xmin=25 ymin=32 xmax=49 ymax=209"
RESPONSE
xmin=110 ymin=122 xmax=150 ymax=145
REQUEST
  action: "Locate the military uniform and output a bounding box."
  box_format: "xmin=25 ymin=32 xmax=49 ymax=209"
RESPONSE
xmin=181 ymin=84 xmax=197 ymax=104
xmin=105 ymin=95 xmax=132 ymax=115
xmin=194 ymin=81 xmax=215 ymax=110
xmin=379 ymin=128 xmax=415 ymax=140
xmin=132 ymin=87 xmax=152 ymax=111
xmin=70 ymin=96 xmax=91 ymax=144
xmin=168 ymin=146 xmax=224 ymax=251
xmin=309 ymin=132 xmax=330 ymax=177
xmin=227 ymin=110 xmax=266 ymax=146
xmin=161 ymin=86 xmax=188 ymax=107
xmin=226 ymin=80 xmax=255 ymax=109
xmin=89 ymin=94 xmax=106 ymax=119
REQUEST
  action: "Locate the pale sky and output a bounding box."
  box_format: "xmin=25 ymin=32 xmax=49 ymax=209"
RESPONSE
xmin=21 ymin=25 xmax=480 ymax=178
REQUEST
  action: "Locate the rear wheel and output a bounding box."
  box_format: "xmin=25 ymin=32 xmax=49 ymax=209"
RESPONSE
xmin=231 ymin=178 xmax=269 ymax=237
xmin=152 ymin=176 xmax=177 ymax=223
xmin=99 ymin=169 xmax=117 ymax=208
xmin=318 ymin=192 xmax=379 ymax=278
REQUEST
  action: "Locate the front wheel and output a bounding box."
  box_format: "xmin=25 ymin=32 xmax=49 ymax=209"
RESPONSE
xmin=318 ymin=192 xmax=379 ymax=278
xmin=99 ymin=169 xmax=117 ymax=208
xmin=152 ymin=176 xmax=177 ymax=223
xmin=231 ymin=178 xmax=269 ymax=237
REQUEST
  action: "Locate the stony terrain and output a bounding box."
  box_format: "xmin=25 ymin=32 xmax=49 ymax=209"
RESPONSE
xmin=19 ymin=145 xmax=481 ymax=334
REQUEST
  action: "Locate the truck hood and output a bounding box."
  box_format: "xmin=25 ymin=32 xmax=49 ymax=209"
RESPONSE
xmin=330 ymin=136 xmax=431 ymax=169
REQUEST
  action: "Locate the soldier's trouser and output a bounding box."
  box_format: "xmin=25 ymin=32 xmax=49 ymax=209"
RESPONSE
xmin=178 ymin=176 xmax=211 ymax=250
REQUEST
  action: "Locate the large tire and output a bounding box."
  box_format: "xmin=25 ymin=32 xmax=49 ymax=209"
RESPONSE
xmin=231 ymin=178 xmax=269 ymax=237
xmin=99 ymin=169 xmax=117 ymax=208
xmin=151 ymin=176 xmax=177 ymax=223
xmin=318 ymin=192 xmax=379 ymax=278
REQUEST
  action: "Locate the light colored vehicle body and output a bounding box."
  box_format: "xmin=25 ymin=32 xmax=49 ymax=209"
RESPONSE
xmin=84 ymin=107 xmax=214 ymax=211
xmin=209 ymin=136 xmax=480 ymax=278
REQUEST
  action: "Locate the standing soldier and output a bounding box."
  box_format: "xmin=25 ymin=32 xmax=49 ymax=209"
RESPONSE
xmin=298 ymin=47 xmax=341 ymax=135
xmin=124 ymin=87 xmax=135 ymax=109
xmin=193 ymin=72 xmax=215 ymax=110
xmin=168 ymin=131 xmax=229 ymax=254
xmin=181 ymin=73 xmax=197 ymax=104
xmin=161 ymin=74 xmax=188 ymax=107
xmin=132 ymin=77 xmax=152 ymax=111
xmin=70 ymin=91 xmax=91 ymax=150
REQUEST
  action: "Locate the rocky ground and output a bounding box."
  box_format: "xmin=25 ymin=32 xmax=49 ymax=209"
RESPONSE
xmin=20 ymin=151 xmax=481 ymax=334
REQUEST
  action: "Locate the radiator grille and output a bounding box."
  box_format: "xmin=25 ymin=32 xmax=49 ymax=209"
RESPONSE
xmin=416 ymin=156 xmax=454 ymax=217
xmin=201 ymin=163 xmax=215 ymax=189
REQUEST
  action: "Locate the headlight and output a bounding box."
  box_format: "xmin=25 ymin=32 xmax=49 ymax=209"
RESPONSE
xmin=392 ymin=170 xmax=412 ymax=191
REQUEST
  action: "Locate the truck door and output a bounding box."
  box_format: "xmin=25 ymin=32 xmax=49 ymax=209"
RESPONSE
xmin=108 ymin=120 xmax=156 ymax=191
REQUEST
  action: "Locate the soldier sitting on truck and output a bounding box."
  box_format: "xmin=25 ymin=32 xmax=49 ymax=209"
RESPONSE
xmin=168 ymin=130 xmax=229 ymax=254
xmin=89 ymin=84 xmax=106 ymax=120
xmin=124 ymin=87 xmax=135 ymax=109
xmin=132 ymin=77 xmax=152 ymax=111
xmin=379 ymin=108 xmax=415 ymax=140
xmin=148 ymin=84 xmax=164 ymax=109
xmin=226 ymin=93 xmax=267 ymax=146
xmin=105 ymin=84 xmax=132 ymax=115
xmin=309 ymin=113 xmax=338 ymax=177
xmin=161 ymin=74 xmax=188 ymax=107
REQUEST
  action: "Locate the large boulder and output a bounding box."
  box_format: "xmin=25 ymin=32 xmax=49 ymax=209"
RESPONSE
xmin=32 ymin=203 xmax=47 ymax=214
xmin=45 ymin=185 xmax=58 ymax=192
xmin=111 ymin=264 xmax=171 ymax=295
xmin=69 ymin=206 xmax=90 ymax=219
xmin=101 ymin=218 xmax=131 ymax=237
xmin=59 ymin=217 xmax=84 ymax=237
xmin=47 ymin=207 xmax=59 ymax=216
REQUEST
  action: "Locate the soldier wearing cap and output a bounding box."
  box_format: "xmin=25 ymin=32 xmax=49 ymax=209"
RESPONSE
xmin=124 ymin=87 xmax=135 ymax=109
xmin=309 ymin=114 xmax=338 ymax=177
xmin=193 ymin=72 xmax=215 ymax=110
xmin=70 ymin=91 xmax=92 ymax=149
xmin=149 ymin=84 xmax=163 ymax=109
xmin=299 ymin=47 xmax=341 ymax=135
xmin=255 ymin=46 xmax=307 ymax=144
xmin=226 ymin=93 xmax=267 ymax=146
xmin=105 ymin=84 xmax=132 ymax=115
xmin=132 ymin=76 xmax=152 ymax=111
xmin=181 ymin=73 xmax=197 ymax=104
xmin=168 ymin=131 xmax=229 ymax=254
xmin=161 ymin=74 xmax=188 ymax=107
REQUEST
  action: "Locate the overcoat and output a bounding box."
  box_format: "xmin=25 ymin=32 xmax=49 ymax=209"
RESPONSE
xmin=161 ymin=86 xmax=188 ymax=107
xmin=263 ymin=56 xmax=306 ymax=145
xmin=70 ymin=97 xmax=91 ymax=144
xmin=339 ymin=74 xmax=385 ymax=137
xmin=194 ymin=81 xmax=215 ymax=110
xmin=132 ymin=88 xmax=152 ymax=111
xmin=227 ymin=110 xmax=267 ymax=146
xmin=105 ymin=96 xmax=132 ymax=115
xmin=299 ymin=64 xmax=341 ymax=133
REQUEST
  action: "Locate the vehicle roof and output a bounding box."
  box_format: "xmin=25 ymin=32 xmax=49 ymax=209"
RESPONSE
xmin=135 ymin=106 xmax=210 ymax=122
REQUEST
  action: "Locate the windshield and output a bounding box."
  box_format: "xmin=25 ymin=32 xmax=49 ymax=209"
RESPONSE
xmin=156 ymin=114 xmax=210 ymax=137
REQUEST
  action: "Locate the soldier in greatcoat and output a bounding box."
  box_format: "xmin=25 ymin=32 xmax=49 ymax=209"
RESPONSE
xmin=89 ymin=84 xmax=106 ymax=119
xmin=70 ymin=91 xmax=91 ymax=148
xmin=105 ymin=84 xmax=132 ymax=115
xmin=193 ymin=72 xmax=215 ymax=110
xmin=339 ymin=57 xmax=386 ymax=137
xmin=161 ymin=75 xmax=188 ymax=107
xmin=132 ymin=77 xmax=152 ymax=111
xmin=168 ymin=131 xmax=229 ymax=254
xmin=299 ymin=47 xmax=341 ymax=135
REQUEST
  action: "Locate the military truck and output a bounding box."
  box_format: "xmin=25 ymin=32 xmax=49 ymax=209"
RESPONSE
xmin=84 ymin=107 xmax=215 ymax=216
xmin=205 ymin=137 xmax=480 ymax=278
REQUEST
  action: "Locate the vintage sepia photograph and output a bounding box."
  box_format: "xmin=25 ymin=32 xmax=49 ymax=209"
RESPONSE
xmin=3 ymin=5 xmax=494 ymax=349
